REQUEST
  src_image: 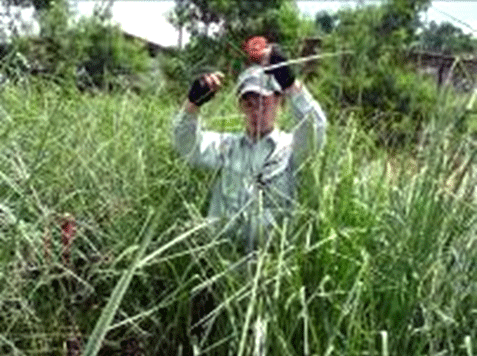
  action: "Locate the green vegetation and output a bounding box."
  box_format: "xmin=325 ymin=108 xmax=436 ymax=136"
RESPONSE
xmin=418 ymin=21 xmax=477 ymax=54
xmin=0 ymin=67 xmax=476 ymax=354
xmin=0 ymin=0 xmax=477 ymax=355
xmin=165 ymin=0 xmax=441 ymax=146
xmin=313 ymin=4 xmax=440 ymax=147
xmin=2 ymin=0 xmax=151 ymax=89
xmin=164 ymin=0 xmax=314 ymax=90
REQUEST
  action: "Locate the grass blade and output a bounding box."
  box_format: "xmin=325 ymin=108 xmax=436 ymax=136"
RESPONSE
xmin=83 ymin=209 xmax=156 ymax=356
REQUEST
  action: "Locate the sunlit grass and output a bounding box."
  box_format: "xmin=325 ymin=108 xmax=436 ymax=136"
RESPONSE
xmin=0 ymin=78 xmax=476 ymax=355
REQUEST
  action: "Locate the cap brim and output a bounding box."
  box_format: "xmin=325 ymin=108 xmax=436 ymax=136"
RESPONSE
xmin=238 ymin=85 xmax=274 ymax=98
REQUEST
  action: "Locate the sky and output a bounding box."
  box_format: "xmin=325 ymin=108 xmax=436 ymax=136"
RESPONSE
xmin=2 ymin=1 xmax=477 ymax=46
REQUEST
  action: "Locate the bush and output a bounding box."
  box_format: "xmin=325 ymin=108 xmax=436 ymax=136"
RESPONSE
xmin=309 ymin=5 xmax=439 ymax=147
xmin=12 ymin=1 xmax=150 ymax=89
xmin=13 ymin=0 xmax=79 ymax=83
xmin=74 ymin=16 xmax=150 ymax=89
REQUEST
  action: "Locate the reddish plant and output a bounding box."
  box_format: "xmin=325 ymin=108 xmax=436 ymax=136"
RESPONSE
xmin=61 ymin=214 xmax=76 ymax=265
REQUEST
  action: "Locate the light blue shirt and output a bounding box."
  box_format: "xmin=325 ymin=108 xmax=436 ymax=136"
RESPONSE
xmin=173 ymin=85 xmax=326 ymax=251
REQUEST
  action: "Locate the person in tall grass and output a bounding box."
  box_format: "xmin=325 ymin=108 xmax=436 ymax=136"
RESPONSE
xmin=173 ymin=43 xmax=327 ymax=253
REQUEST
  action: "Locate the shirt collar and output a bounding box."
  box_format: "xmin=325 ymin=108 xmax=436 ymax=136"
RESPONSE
xmin=241 ymin=129 xmax=280 ymax=148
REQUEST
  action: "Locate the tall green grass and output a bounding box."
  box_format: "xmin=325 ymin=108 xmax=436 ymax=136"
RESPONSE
xmin=0 ymin=78 xmax=476 ymax=355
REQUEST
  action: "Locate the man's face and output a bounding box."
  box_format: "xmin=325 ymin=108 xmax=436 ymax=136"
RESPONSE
xmin=239 ymin=92 xmax=280 ymax=139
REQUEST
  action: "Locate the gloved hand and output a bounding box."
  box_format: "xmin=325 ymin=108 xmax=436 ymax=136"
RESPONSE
xmin=188 ymin=72 xmax=224 ymax=106
xmin=265 ymin=44 xmax=296 ymax=90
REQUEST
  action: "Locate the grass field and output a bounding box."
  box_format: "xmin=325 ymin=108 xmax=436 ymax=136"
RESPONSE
xmin=1 ymin=77 xmax=477 ymax=356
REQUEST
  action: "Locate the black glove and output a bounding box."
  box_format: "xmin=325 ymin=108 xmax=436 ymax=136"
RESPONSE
xmin=188 ymin=75 xmax=216 ymax=106
xmin=265 ymin=45 xmax=295 ymax=90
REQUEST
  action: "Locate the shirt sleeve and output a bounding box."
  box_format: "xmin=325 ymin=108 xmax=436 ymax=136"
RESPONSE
xmin=288 ymin=84 xmax=327 ymax=165
xmin=173 ymin=109 xmax=232 ymax=169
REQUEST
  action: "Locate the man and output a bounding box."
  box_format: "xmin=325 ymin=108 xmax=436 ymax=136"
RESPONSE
xmin=173 ymin=43 xmax=327 ymax=253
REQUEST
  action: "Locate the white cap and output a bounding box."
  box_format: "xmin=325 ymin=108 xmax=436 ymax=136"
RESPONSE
xmin=236 ymin=65 xmax=282 ymax=98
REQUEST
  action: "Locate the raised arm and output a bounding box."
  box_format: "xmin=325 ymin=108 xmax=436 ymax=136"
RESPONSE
xmin=173 ymin=100 xmax=233 ymax=169
xmin=287 ymin=81 xmax=327 ymax=164
xmin=262 ymin=44 xmax=327 ymax=165
xmin=173 ymin=72 xmax=233 ymax=169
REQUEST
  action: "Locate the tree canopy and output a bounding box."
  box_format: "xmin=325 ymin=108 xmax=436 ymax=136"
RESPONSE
xmin=1 ymin=0 xmax=52 ymax=11
xmin=168 ymin=0 xmax=314 ymax=47
xmin=418 ymin=20 xmax=477 ymax=54
xmin=169 ymin=0 xmax=287 ymax=37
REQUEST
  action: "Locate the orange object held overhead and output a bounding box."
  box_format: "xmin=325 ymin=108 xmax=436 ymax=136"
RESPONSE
xmin=245 ymin=36 xmax=269 ymax=63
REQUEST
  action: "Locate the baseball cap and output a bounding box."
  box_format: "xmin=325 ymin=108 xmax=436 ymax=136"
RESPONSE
xmin=236 ymin=65 xmax=282 ymax=98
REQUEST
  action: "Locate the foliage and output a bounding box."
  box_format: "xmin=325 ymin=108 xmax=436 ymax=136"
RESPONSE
xmin=418 ymin=20 xmax=477 ymax=54
xmin=0 ymin=79 xmax=476 ymax=355
xmin=164 ymin=0 xmax=314 ymax=86
xmin=275 ymin=1 xmax=315 ymax=54
xmin=1 ymin=0 xmax=51 ymax=10
xmin=72 ymin=16 xmax=150 ymax=89
xmin=169 ymin=0 xmax=287 ymax=37
xmin=315 ymin=10 xmax=337 ymax=35
xmin=380 ymin=0 xmax=431 ymax=41
xmin=158 ymin=35 xmax=224 ymax=98
xmin=310 ymin=2 xmax=437 ymax=146
xmin=1 ymin=0 xmax=476 ymax=354
xmin=7 ymin=0 xmax=150 ymax=89
xmin=14 ymin=0 xmax=78 ymax=81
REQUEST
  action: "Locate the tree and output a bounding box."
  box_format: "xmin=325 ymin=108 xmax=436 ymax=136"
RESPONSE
xmin=313 ymin=0 xmax=437 ymax=147
xmin=168 ymin=0 xmax=307 ymax=43
xmin=419 ymin=21 xmax=477 ymax=54
xmin=0 ymin=0 xmax=54 ymax=37
xmin=164 ymin=0 xmax=314 ymax=86
xmin=5 ymin=0 xmax=149 ymax=89
xmin=2 ymin=0 xmax=52 ymax=11
xmin=171 ymin=0 xmax=285 ymax=35
xmin=167 ymin=0 xmax=190 ymax=49
xmin=315 ymin=10 xmax=337 ymax=34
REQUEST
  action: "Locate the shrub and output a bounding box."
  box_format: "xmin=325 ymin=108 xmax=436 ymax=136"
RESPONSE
xmin=12 ymin=1 xmax=150 ymax=89
xmin=73 ymin=16 xmax=150 ymax=89
xmin=309 ymin=5 xmax=439 ymax=147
